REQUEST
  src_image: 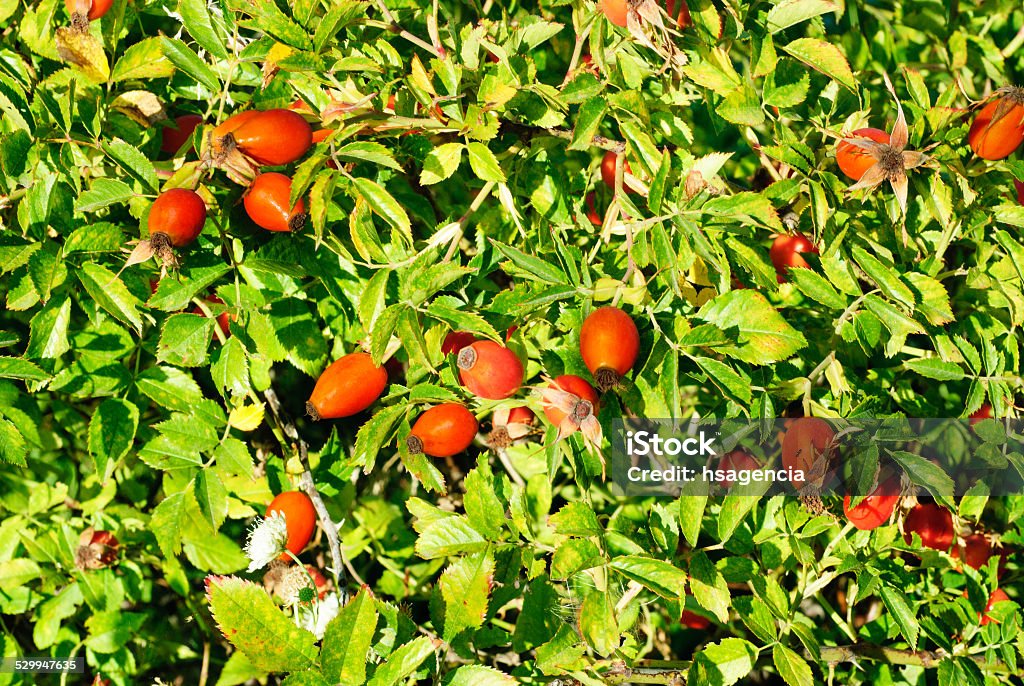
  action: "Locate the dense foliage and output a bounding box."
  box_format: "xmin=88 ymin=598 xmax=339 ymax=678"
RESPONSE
xmin=0 ymin=0 xmax=1023 ymax=684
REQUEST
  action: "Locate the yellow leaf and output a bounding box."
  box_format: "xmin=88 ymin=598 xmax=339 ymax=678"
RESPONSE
xmin=56 ymin=27 xmax=110 ymax=83
xmin=229 ymin=403 xmax=265 ymax=432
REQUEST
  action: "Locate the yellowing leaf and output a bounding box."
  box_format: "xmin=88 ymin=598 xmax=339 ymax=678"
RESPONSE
xmin=228 ymin=403 xmax=265 ymax=432
xmin=56 ymin=28 xmax=110 ymax=83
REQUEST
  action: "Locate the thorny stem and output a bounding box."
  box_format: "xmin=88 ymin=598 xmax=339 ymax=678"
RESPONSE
xmin=262 ymin=387 xmax=345 ymax=587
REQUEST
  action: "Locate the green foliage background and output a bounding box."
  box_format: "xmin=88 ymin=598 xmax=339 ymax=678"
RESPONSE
xmin=0 ymin=0 xmax=1023 ymax=684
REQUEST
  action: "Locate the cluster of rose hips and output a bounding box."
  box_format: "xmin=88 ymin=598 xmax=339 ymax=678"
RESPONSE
xmin=721 ymin=414 xmax=1012 ymax=626
xmin=304 ymin=305 xmax=641 ymax=461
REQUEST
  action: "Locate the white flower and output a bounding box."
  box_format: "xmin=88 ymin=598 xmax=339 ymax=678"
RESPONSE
xmin=297 ymin=591 xmax=347 ymax=639
xmin=244 ymin=510 xmax=289 ymax=573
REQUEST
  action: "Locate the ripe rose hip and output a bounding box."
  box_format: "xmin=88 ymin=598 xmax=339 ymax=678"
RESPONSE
xmin=580 ymin=306 xmax=640 ymax=392
xmin=146 ymin=189 xmax=207 ymax=264
xmin=214 ymin=109 xmax=313 ymax=166
xmin=307 ymin=352 xmax=388 ymax=420
xmin=1015 ymin=179 xmax=1024 ymax=205
xmin=680 ymin=609 xmax=710 ymax=630
xmin=836 ymin=128 xmax=891 ymax=181
xmin=441 ymin=331 xmax=478 ymax=356
xmin=770 ymin=233 xmax=818 ymax=283
xmin=600 ymin=0 xmax=628 ymax=26
xmin=244 ymin=172 xmax=307 ymax=233
xmin=968 ymin=89 xmax=1024 ymax=160
xmin=266 ymin=491 xmax=316 ymax=560
xmin=161 ymin=114 xmax=203 ymax=154
xmin=780 ymin=417 xmax=835 ymax=489
xmin=902 ymin=502 xmax=954 ymax=551
xmin=542 ymin=374 xmax=600 ymax=435
xmin=843 ymin=475 xmax=901 ymax=531
xmin=457 ymin=340 xmax=524 ymax=400
xmin=954 ymin=533 xmax=993 ymax=571
xmin=407 ymin=403 xmax=479 ymax=457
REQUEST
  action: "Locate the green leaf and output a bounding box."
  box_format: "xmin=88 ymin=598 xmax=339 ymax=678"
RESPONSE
xmin=102 ymin=138 xmax=159 ymax=192
xmin=787 ymin=268 xmax=846 ymax=309
xmin=781 ymin=37 xmax=856 ymax=91
xmin=158 ymin=313 xmax=214 ymax=368
xmin=689 ymin=551 xmax=730 ymax=622
xmin=0 ymin=418 xmax=27 ymax=466
xmin=408 ymin=498 xmax=488 ymax=559
xmin=569 ymin=97 xmax=607 ymax=151
xmin=879 ymin=584 xmax=919 ymax=650
xmin=903 ymin=358 xmax=965 ymax=381
xmin=420 ymin=143 xmax=464 ymax=185
xmin=160 ymin=37 xmax=220 ymax=92
xmin=365 ymin=636 xmax=436 ymax=686
xmin=695 ymin=290 xmax=807 ymax=365
xmin=463 ymin=457 xmax=507 ymax=539
xmin=609 ymin=556 xmax=688 ymax=599
xmin=355 ymin=405 xmax=406 ymax=473
xmin=579 ymin=590 xmax=618 ymax=656
xmin=351 ymin=177 xmax=412 ymax=244
xmin=321 ymin=587 xmax=378 ymax=685
xmin=549 ymin=502 xmax=602 ymax=537
xmin=0 ymin=356 xmax=50 ymax=382
xmin=691 ymin=356 xmax=752 ymax=404
xmin=466 ymin=141 xmax=507 ymax=183
xmin=851 ymin=247 xmax=915 ymax=309
xmin=77 ymin=263 xmax=144 ymax=333
xmin=211 ymin=336 xmax=250 ymax=398
xmin=490 ymin=240 xmax=566 ymax=285
xmin=766 ymin=0 xmax=838 ymax=33
xmin=773 ymin=643 xmax=815 ymax=686
xmin=334 ymin=141 xmax=402 ymax=171
xmin=75 ymin=178 xmax=136 ymax=213
xmin=110 ymin=38 xmax=174 ymax=82
xmin=88 ymin=399 xmax=139 ymax=480
xmin=689 ymin=638 xmax=758 ymax=686
xmin=26 ymin=297 xmax=71 ymax=359
xmin=887 ymin=450 xmax=955 ymax=510
xmin=440 ymin=552 xmax=494 ymax=641
xmin=206 ymin=576 xmax=319 ymax=672
xmin=179 ymin=0 xmax=230 ymax=59
xmin=446 ymin=666 xmax=516 ymax=686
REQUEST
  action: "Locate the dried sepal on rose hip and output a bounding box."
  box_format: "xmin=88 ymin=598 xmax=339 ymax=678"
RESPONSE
xmin=540 ymin=374 xmax=603 ymax=460
xmin=836 ymin=75 xmax=933 ymax=216
xmin=488 ymin=406 xmax=536 ymax=450
xmin=75 ymin=528 xmax=119 ymax=570
xmin=66 ymin=0 xmax=112 ymax=32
